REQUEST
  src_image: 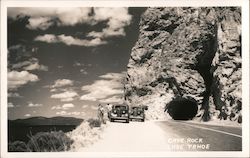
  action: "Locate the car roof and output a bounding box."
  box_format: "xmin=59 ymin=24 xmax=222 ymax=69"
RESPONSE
xmin=114 ymin=104 xmax=128 ymax=107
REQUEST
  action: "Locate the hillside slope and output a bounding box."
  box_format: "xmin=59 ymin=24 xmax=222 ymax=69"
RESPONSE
xmin=9 ymin=116 xmax=83 ymax=126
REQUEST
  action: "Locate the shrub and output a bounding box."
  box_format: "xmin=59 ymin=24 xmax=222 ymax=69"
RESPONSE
xmin=8 ymin=141 xmax=27 ymax=152
xmin=87 ymin=118 xmax=101 ymax=128
xmin=26 ymin=131 xmax=73 ymax=152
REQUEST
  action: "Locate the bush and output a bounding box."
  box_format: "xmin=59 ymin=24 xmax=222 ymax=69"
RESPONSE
xmin=87 ymin=118 xmax=101 ymax=128
xmin=26 ymin=131 xmax=73 ymax=152
xmin=8 ymin=141 xmax=27 ymax=152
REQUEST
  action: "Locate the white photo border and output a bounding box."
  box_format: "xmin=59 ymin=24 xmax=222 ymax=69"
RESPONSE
xmin=1 ymin=0 xmax=249 ymax=157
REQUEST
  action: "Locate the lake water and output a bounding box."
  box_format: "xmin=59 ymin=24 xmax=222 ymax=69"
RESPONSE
xmin=8 ymin=125 xmax=77 ymax=143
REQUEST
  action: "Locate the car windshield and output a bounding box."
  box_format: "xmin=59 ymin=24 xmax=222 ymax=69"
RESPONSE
xmin=114 ymin=105 xmax=127 ymax=110
xmin=132 ymin=107 xmax=142 ymax=110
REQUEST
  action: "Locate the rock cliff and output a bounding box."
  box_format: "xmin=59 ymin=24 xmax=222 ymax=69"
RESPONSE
xmin=124 ymin=7 xmax=241 ymax=122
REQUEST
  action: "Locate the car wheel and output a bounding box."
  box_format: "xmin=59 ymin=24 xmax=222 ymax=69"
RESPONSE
xmin=141 ymin=118 xmax=144 ymax=122
xmin=126 ymin=119 xmax=129 ymax=123
xmin=110 ymin=118 xmax=114 ymax=122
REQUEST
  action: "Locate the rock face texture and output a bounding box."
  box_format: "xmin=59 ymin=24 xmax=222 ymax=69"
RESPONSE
xmin=124 ymin=7 xmax=241 ymax=122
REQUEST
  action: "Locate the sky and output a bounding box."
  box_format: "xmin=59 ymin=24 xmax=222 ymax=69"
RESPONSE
xmin=7 ymin=7 xmax=146 ymax=120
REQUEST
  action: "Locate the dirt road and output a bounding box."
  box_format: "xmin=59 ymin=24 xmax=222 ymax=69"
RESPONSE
xmin=80 ymin=121 xmax=178 ymax=152
xmin=79 ymin=120 xmax=242 ymax=152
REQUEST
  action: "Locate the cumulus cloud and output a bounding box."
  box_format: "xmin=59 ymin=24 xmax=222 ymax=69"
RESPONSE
xmin=62 ymin=103 xmax=75 ymax=109
xmin=12 ymin=58 xmax=48 ymax=71
xmin=51 ymin=91 xmax=78 ymax=102
xmin=80 ymin=69 xmax=88 ymax=75
xmin=80 ymin=72 xmax=124 ymax=101
xmin=8 ymin=71 xmax=39 ymax=90
xmin=34 ymin=34 xmax=57 ymax=43
xmin=73 ymin=61 xmax=83 ymax=67
xmin=70 ymin=111 xmax=81 ymax=116
xmin=99 ymin=72 xmax=126 ymax=80
xmin=24 ymin=114 xmax=31 ymax=117
xmin=28 ymin=102 xmax=43 ymax=107
xmin=8 ymin=7 xmax=93 ymax=30
xmin=8 ymin=8 xmax=132 ymax=47
xmin=8 ymin=92 xmax=22 ymax=98
xmin=52 ymin=103 xmax=75 ymax=110
xmin=52 ymin=79 xmax=74 ymax=88
xmin=56 ymin=110 xmax=83 ymax=116
xmin=82 ymin=105 xmax=89 ymax=109
xmin=8 ymin=102 xmax=15 ymax=108
xmin=27 ymin=17 xmax=53 ymax=30
xmin=56 ymin=110 xmax=67 ymax=115
xmin=8 ymin=7 xmax=131 ymax=33
xmin=35 ymin=34 xmax=107 ymax=47
xmin=87 ymin=8 xmax=132 ymax=38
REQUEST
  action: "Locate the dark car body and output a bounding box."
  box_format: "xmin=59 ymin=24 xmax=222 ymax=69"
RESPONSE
xmin=108 ymin=104 xmax=129 ymax=123
xmin=129 ymin=106 xmax=148 ymax=122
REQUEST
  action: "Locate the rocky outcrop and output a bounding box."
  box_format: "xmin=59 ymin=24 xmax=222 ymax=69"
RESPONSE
xmin=124 ymin=7 xmax=241 ymax=122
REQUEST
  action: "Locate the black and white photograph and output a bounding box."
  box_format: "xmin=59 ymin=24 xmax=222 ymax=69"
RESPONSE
xmin=1 ymin=0 xmax=249 ymax=157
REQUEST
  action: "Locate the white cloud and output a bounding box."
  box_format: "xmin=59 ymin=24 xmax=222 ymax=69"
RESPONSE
xmin=99 ymin=72 xmax=126 ymax=80
xmin=70 ymin=111 xmax=81 ymax=116
xmin=11 ymin=58 xmax=48 ymax=71
xmin=62 ymin=103 xmax=75 ymax=109
xmin=52 ymin=79 xmax=74 ymax=88
xmin=35 ymin=34 xmax=107 ymax=47
xmin=80 ymin=69 xmax=88 ymax=75
xmin=8 ymin=102 xmax=15 ymax=108
xmin=35 ymin=34 xmax=57 ymax=43
xmin=8 ymin=71 xmax=39 ymax=90
xmin=24 ymin=63 xmax=48 ymax=71
xmin=8 ymin=8 xmax=93 ymax=30
xmin=27 ymin=17 xmax=53 ymax=30
xmin=9 ymin=8 xmax=132 ymax=47
xmin=56 ymin=110 xmax=67 ymax=115
xmin=56 ymin=110 xmax=81 ymax=116
xmin=73 ymin=61 xmax=82 ymax=67
xmin=99 ymin=96 xmax=123 ymax=104
xmin=8 ymin=8 xmax=131 ymax=34
xmin=80 ymin=72 xmax=124 ymax=101
xmin=8 ymin=92 xmax=22 ymax=98
xmin=51 ymin=105 xmax=62 ymax=110
xmin=52 ymin=103 xmax=75 ymax=110
xmin=50 ymin=88 xmax=57 ymax=92
xmin=82 ymin=105 xmax=89 ymax=109
xmin=24 ymin=114 xmax=31 ymax=117
xmin=51 ymin=91 xmax=78 ymax=102
xmin=28 ymin=102 xmax=43 ymax=107
xmin=87 ymin=8 xmax=131 ymax=38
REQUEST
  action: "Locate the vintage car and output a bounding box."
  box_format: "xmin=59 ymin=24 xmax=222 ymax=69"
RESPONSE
xmin=108 ymin=104 xmax=130 ymax=123
xmin=129 ymin=106 xmax=148 ymax=122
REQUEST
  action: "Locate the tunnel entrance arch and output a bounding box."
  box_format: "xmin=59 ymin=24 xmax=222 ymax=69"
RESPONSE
xmin=165 ymin=97 xmax=198 ymax=120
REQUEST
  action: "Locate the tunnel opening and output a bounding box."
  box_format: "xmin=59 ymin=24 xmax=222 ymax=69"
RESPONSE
xmin=165 ymin=97 xmax=198 ymax=120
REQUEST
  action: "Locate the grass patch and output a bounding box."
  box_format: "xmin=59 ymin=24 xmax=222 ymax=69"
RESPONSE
xmin=9 ymin=131 xmax=73 ymax=152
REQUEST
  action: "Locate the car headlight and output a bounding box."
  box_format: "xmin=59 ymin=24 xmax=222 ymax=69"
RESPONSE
xmin=122 ymin=111 xmax=125 ymax=114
